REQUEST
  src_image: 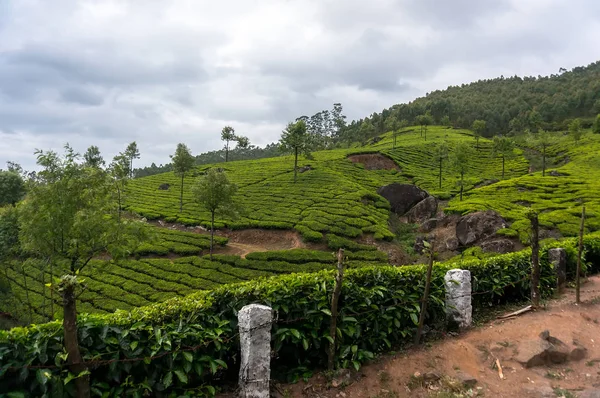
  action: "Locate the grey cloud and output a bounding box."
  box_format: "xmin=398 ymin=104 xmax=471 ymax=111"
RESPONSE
xmin=60 ymin=87 xmax=104 ymax=106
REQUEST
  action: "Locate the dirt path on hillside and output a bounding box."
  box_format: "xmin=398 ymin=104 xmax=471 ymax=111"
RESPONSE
xmin=149 ymin=221 xmax=327 ymax=258
xmin=280 ymin=278 xmax=600 ymax=398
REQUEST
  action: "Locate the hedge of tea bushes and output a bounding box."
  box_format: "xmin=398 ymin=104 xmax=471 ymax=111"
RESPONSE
xmin=3 ymin=235 xmax=598 ymax=396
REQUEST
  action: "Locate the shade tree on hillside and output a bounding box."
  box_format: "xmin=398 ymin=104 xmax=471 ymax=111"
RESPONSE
xmin=451 ymin=141 xmax=474 ymax=201
xmin=125 ymin=141 xmax=140 ymax=178
xmin=385 ymin=115 xmax=408 ymax=149
xmin=221 ymin=126 xmax=251 ymax=162
xmin=0 ymin=171 xmax=25 ymax=207
xmin=593 ymin=114 xmax=600 ymax=134
xmin=193 ymin=168 xmax=238 ymax=258
xmin=416 ymin=111 xmax=433 ymax=140
xmin=432 ymin=141 xmax=449 ymax=189
xmin=83 ymin=145 xmax=105 ymax=168
xmin=279 ymin=120 xmax=312 ymax=183
xmin=441 ymin=115 xmax=451 ymax=128
xmin=18 ymin=145 xmax=146 ymax=396
xmin=109 ymin=152 xmax=131 ymax=221
xmin=471 ymin=119 xmax=486 ymax=149
xmin=528 ymin=129 xmax=556 ymax=177
xmin=297 ymin=103 xmax=348 ymax=149
xmin=171 ymin=143 xmax=195 ymax=212
xmin=491 ymin=136 xmax=515 ymax=179
xmin=569 ymin=118 xmax=583 ymax=142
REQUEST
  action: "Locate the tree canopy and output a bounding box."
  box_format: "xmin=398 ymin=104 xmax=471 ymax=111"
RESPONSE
xmin=0 ymin=171 xmax=25 ymax=206
xmin=171 ymin=143 xmax=195 ymax=212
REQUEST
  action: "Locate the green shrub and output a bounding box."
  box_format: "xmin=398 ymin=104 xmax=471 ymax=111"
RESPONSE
xmin=295 ymin=225 xmax=323 ymax=242
xmin=327 ymin=234 xmax=375 ymax=251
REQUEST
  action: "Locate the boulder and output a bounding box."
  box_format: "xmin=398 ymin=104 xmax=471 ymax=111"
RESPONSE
xmin=377 ymin=183 xmax=429 ymax=216
xmin=455 ymin=372 xmax=477 ymax=388
xmin=158 ymin=183 xmax=171 ymax=190
xmin=481 ymin=239 xmax=515 ymax=254
xmin=446 ymin=237 xmax=459 ymax=251
xmin=406 ymin=196 xmax=438 ymax=223
xmin=515 ymin=339 xmax=552 ymax=368
xmin=580 ymin=390 xmax=600 ymax=398
xmin=570 ymin=345 xmax=587 ymax=361
xmin=298 ymin=165 xmax=313 ymax=173
xmin=419 ymin=218 xmax=438 ymax=233
xmin=456 ymin=210 xmax=507 ymax=246
xmin=414 ymin=236 xmax=426 ymax=254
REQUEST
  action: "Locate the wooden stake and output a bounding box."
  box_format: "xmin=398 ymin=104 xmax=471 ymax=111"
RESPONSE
xmin=414 ymin=240 xmax=434 ymax=345
xmin=529 ymin=211 xmax=540 ymax=308
xmin=497 ymin=305 xmax=532 ymax=319
xmin=495 ymin=358 xmax=505 ymax=380
xmin=328 ymin=249 xmax=344 ymax=371
xmin=576 ymin=205 xmax=586 ymax=304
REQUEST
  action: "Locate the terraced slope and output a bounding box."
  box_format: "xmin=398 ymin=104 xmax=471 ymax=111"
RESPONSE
xmin=445 ymin=131 xmax=600 ymax=240
xmin=124 ymin=127 xmax=529 ymax=241
xmin=2 ymin=249 xmax=386 ymax=322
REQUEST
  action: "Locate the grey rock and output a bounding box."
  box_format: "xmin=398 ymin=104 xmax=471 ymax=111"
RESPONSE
xmin=445 ymin=269 xmax=472 ymax=329
xmin=456 ymin=210 xmax=507 ymax=246
xmin=298 ymin=165 xmax=312 ymax=173
xmin=515 ymin=339 xmax=552 ymax=368
xmin=580 ymin=390 xmax=600 ymax=398
xmin=548 ymin=248 xmax=567 ymax=292
xmin=456 ymin=372 xmax=477 ymax=388
xmin=158 ymin=183 xmax=170 ymax=190
xmin=481 ymin=238 xmax=515 ymax=254
xmin=446 ymin=237 xmax=459 ymax=251
xmin=377 ymin=183 xmax=429 ymax=216
xmin=406 ymin=196 xmax=438 ymax=224
xmin=419 ymin=218 xmax=438 ymax=233
xmin=539 ymin=330 xmax=550 ymax=340
xmin=238 ymin=304 xmax=272 ymax=398
xmin=570 ymin=346 xmax=587 ymax=361
xmin=414 ymin=236 xmax=426 ymax=254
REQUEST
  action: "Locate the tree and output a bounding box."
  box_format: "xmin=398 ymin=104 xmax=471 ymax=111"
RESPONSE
xmin=221 ymin=126 xmax=236 ymax=162
xmin=569 ymin=118 xmax=583 ymax=142
xmin=358 ymin=120 xmax=376 ymax=145
xmin=593 ymin=114 xmax=600 ymax=134
xmin=529 ymin=129 xmax=555 ymax=176
xmin=171 ymin=143 xmax=195 ymax=212
xmin=491 ymin=136 xmax=515 ymax=179
xmin=528 ymin=110 xmax=543 ymax=133
xmin=236 ymin=135 xmax=250 ymax=150
xmin=450 ymin=141 xmax=473 ymax=201
xmin=433 ymin=141 xmax=449 ymax=189
xmin=385 ymin=116 xmax=400 ymax=148
xmin=0 ymin=171 xmax=25 ymax=206
xmin=279 ymin=120 xmax=311 ymax=183
xmin=417 ymin=111 xmax=433 ymax=140
xmin=441 ymin=115 xmax=451 ymax=128
xmin=83 ymin=145 xmax=105 ymax=168
xmin=124 ymin=142 xmax=140 ymax=178
xmin=109 ymin=153 xmax=131 ymax=222
xmin=193 ymin=169 xmax=238 ymax=259
xmin=19 ymin=145 xmax=145 ymax=397
xmin=471 ymin=120 xmax=486 ymax=149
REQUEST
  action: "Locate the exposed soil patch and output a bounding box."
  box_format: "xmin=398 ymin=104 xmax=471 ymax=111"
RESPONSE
xmin=214 ymin=229 xmax=327 ymax=258
xmin=280 ymin=277 xmax=600 ymax=398
xmin=348 ymin=154 xmax=400 ymax=171
xmin=358 ymin=234 xmax=412 ymax=266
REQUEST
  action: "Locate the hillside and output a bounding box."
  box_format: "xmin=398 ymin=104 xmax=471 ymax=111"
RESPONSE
xmin=345 ymin=61 xmax=600 ymax=138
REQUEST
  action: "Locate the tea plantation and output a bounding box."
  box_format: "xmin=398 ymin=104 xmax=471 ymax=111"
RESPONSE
xmin=124 ymin=127 xmax=529 ymax=241
xmin=445 ymin=130 xmax=600 ymax=241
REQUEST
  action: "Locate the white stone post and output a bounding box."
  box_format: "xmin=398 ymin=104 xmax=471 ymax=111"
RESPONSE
xmin=238 ymin=304 xmax=272 ymax=398
xmin=548 ymin=248 xmax=567 ymax=293
xmin=445 ymin=269 xmax=472 ymax=329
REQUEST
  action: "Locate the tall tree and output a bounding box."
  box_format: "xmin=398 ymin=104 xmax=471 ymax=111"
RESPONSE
xmin=528 ymin=110 xmax=543 ymax=133
xmin=83 ymin=145 xmax=105 ymax=168
xmin=441 ymin=115 xmax=451 ymax=128
xmin=569 ymin=118 xmax=583 ymax=142
xmin=0 ymin=171 xmax=25 ymax=206
xmin=193 ymin=169 xmax=238 ymax=259
xmin=433 ymin=141 xmax=449 ymax=189
xmin=420 ymin=111 xmax=433 ymax=140
xmin=170 ymin=143 xmax=195 ymax=212
xmin=385 ymin=115 xmax=400 ymax=148
xmin=331 ymin=103 xmax=347 ymax=145
xmin=19 ymin=145 xmax=145 ymax=397
xmin=124 ymin=142 xmax=140 ymax=178
xmin=451 ymin=141 xmax=473 ymax=201
xmin=358 ymin=120 xmax=375 ymax=144
xmin=593 ymin=114 xmax=600 ymax=134
xmin=491 ymin=136 xmax=515 ymax=179
xmin=279 ymin=120 xmax=311 ymax=183
xmin=221 ymin=126 xmax=236 ymax=162
xmin=471 ymin=120 xmax=486 ymax=149
xmin=109 ymin=153 xmax=130 ymax=222
xmin=529 ymin=129 xmax=555 ymax=176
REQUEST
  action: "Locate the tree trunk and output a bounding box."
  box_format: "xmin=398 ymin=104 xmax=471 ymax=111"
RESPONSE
xmin=502 ymin=155 xmax=505 ymax=179
xmin=210 ymin=211 xmax=215 ymax=260
xmin=393 ymin=133 xmax=397 ymax=149
xmin=439 ymin=158 xmax=443 ymax=189
xmin=328 ymin=249 xmax=345 ymax=371
xmin=294 ymin=147 xmax=298 ymax=183
xmin=62 ymin=283 xmax=90 ymax=398
xmin=21 ymin=263 xmax=33 ymax=324
xmin=459 ymin=172 xmax=464 ymax=201
xmin=542 ymin=146 xmax=546 ymax=177
xmin=576 ymin=205 xmax=586 ymax=304
xmin=424 ymin=126 xmax=427 ymax=141
xmin=179 ymin=174 xmax=184 ymax=213
xmin=415 ymin=241 xmax=434 ymax=345
xmin=225 ymin=141 xmax=229 ymax=163
xmin=530 ymin=212 xmax=540 ymax=307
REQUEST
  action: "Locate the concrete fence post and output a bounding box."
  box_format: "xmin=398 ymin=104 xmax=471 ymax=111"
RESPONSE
xmin=238 ymin=304 xmax=272 ymax=398
xmin=444 ymin=269 xmax=472 ymax=329
xmin=548 ymin=248 xmax=567 ymax=293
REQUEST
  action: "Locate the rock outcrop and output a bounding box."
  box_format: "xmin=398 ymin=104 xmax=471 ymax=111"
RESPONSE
xmin=455 ymin=210 xmax=507 ymax=246
xmin=377 ymin=183 xmax=429 ymax=216
xmin=405 ymin=196 xmax=438 ymax=223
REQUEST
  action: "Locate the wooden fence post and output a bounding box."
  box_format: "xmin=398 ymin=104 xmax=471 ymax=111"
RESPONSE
xmin=528 ymin=211 xmax=540 ymax=308
xmin=415 ymin=239 xmax=434 ymax=345
xmin=328 ymin=248 xmax=344 ymax=372
xmin=576 ymin=205 xmax=586 ymax=304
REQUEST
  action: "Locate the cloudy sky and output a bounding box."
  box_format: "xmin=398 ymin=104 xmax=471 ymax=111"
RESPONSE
xmin=1 ymin=0 xmax=599 ymax=170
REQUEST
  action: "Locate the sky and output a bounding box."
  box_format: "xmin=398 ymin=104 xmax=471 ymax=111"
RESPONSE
xmin=1 ymin=0 xmax=599 ymax=171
